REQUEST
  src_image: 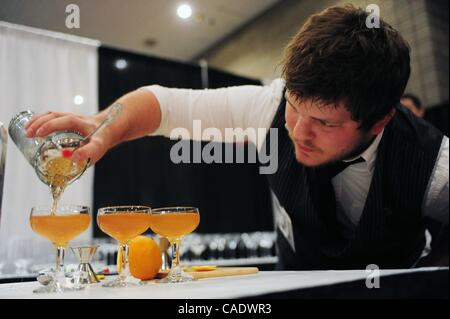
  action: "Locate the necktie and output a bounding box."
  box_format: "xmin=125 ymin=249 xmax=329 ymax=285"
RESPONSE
xmin=310 ymin=157 xmax=365 ymax=239
xmin=322 ymin=157 xmax=365 ymax=179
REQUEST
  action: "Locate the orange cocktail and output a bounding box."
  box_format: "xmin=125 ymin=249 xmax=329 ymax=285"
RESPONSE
xmin=30 ymin=214 xmax=90 ymax=247
xmin=150 ymin=211 xmax=199 ymax=241
xmin=97 ymin=213 xmax=151 ymax=244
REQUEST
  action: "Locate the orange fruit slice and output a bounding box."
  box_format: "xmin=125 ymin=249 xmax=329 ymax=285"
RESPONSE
xmin=190 ymin=265 xmax=217 ymax=271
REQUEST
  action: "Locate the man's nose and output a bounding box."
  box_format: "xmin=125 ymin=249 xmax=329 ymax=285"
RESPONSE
xmin=293 ymin=116 xmax=315 ymax=140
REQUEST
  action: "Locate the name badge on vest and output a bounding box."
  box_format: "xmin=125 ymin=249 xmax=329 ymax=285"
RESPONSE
xmin=272 ymin=193 xmax=296 ymax=252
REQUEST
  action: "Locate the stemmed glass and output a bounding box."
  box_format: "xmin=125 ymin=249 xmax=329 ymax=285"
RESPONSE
xmin=30 ymin=205 xmax=90 ymax=293
xmin=149 ymin=207 xmax=200 ymax=283
xmin=96 ymin=205 xmax=151 ymax=287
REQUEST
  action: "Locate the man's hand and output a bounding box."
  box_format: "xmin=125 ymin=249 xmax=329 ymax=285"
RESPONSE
xmin=25 ymin=111 xmax=111 ymax=164
xmin=24 ymin=89 xmax=162 ymax=165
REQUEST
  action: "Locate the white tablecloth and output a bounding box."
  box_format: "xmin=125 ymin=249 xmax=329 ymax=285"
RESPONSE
xmin=0 ymin=267 xmax=445 ymax=299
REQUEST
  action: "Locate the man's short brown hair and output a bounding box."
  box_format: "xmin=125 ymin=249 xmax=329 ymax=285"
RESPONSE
xmin=282 ymin=4 xmax=410 ymax=130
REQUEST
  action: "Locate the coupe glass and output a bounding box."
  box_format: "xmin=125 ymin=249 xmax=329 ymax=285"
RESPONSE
xmin=149 ymin=207 xmax=200 ymax=283
xmin=30 ymin=205 xmax=90 ymax=293
xmin=97 ymin=205 xmax=151 ymax=287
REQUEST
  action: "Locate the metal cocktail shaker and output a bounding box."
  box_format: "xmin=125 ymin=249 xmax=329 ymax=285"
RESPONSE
xmin=8 ymin=110 xmax=89 ymax=187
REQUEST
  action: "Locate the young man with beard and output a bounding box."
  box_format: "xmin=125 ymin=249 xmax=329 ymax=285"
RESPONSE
xmin=26 ymin=5 xmax=448 ymax=269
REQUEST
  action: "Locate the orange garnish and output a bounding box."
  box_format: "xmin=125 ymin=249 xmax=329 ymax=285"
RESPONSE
xmin=190 ymin=265 xmax=217 ymax=271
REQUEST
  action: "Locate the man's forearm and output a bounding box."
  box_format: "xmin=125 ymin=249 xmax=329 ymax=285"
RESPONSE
xmin=95 ymin=89 xmax=162 ymax=149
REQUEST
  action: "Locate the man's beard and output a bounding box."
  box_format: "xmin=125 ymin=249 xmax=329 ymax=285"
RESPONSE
xmin=335 ymin=133 xmax=374 ymax=161
xmin=289 ymin=131 xmax=375 ymax=168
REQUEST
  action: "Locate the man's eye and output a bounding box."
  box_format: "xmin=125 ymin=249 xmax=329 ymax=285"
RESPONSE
xmin=319 ymin=120 xmax=338 ymax=127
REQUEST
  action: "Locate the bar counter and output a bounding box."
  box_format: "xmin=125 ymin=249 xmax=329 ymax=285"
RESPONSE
xmin=0 ymin=267 xmax=447 ymax=299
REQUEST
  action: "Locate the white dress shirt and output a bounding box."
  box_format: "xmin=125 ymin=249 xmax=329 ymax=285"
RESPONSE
xmin=141 ymin=79 xmax=449 ymax=251
xmin=332 ymin=130 xmax=384 ymax=238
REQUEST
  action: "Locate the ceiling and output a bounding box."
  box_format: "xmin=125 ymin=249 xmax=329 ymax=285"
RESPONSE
xmin=0 ymin=0 xmax=281 ymax=61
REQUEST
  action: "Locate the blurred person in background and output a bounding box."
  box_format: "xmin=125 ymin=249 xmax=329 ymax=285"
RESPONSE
xmin=401 ymin=93 xmax=425 ymax=118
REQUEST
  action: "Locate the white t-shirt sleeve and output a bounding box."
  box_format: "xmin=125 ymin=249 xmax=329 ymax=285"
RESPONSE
xmin=138 ymin=79 xmax=284 ymax=146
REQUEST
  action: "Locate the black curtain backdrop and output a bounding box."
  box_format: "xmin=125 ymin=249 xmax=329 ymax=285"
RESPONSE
xmin=94 ymin=46 xmax=274 ymax=237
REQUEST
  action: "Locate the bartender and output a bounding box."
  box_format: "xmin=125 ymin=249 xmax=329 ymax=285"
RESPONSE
xmin=25 ymin=5 xmax=448 ymax=270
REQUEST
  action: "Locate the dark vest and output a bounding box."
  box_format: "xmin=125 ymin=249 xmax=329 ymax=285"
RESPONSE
xmin=265 ymin=93 xmax=444 ymax=270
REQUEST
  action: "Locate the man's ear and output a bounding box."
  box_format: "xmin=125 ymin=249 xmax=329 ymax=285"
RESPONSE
xmin=371 ymin=108 xmax=396 ymax=135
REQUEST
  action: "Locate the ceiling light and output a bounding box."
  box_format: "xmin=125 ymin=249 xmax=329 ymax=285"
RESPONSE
xmin=115 ymin=59 xmax=128 ymax=70
xmin=177 ymin=4 xmax=192 ymax=19
xmin=73 ymin=95 xmax=84 ymax=105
